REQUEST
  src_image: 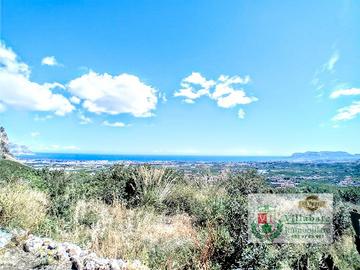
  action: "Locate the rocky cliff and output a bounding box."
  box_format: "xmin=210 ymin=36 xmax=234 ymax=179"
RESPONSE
xmin=0 ymin=127 xmax=14 ymax=160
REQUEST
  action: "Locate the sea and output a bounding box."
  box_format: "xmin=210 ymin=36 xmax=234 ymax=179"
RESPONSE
xmin=18 ymin=153 xmax=288 ymax=163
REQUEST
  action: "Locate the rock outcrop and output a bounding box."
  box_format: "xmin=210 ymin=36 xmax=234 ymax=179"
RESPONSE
xmin=0 ymin=127 xmax=15 ymax=160
xmin=0 ymin=229 xmax=148 ymax=270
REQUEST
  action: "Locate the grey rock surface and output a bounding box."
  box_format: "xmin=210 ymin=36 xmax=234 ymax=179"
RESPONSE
xmin=0 ymin=229 xmax=147 ymax=270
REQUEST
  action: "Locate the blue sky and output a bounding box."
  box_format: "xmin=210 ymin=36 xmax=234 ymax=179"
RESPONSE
xmin=0 ymin=0 xmax=359 ymax=155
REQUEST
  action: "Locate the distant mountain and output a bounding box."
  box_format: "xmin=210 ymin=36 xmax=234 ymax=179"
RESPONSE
xmin=290 ymin=151 xmax=359 ymax=161
xmin=9 ymin=143 xmax=34 ymax=156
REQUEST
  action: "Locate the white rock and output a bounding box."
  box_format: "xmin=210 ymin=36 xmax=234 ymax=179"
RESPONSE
xmin=23 ymin=236 xmax=44 ymax=253
xmin=83 ymin=257 xmax=96 ymax=270
xmin=109 ymin=260 xmax=121 ymax=270
xmin=43 ymin=238 xmax=57 ymax=249
xmin=54 ymin=245 xmax=69 ymax=261
xmin=64 ymin=242 xmax=82 ymax=257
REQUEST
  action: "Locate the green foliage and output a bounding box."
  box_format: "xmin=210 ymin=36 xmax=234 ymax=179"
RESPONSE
xmin=91 ymin=165 xmax=181 ymax=208
xmin=225 ymin=169 xmax=270 ymax=195
xmin=0 ymin=159 xmax=40 ymax=184
xmin=35 ymin=169 xmax=95 ymax=219
xmin=163 ymin=183 xmax=200 ymax=215
xmin=91 ymin=165 xmax=134 ymax=205
xmin=1 ymin=160 xmax=359 ymax=270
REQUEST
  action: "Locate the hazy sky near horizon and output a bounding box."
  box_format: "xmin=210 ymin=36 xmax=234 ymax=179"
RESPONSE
xmin=0 ymin=0 xmax=359 ymax=155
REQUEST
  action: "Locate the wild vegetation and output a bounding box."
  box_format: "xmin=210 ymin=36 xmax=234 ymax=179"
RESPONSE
xmin=0 ymin=159 xmax=359 ymax=269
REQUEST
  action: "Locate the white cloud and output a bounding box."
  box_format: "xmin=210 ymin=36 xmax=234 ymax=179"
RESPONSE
xmin=332 ymin=101 xmax=360 ymax=121
xmin=102 ymin=120 xmax=126 ymax=128
xmin=184 ymin=98 xmax=195 ymax=104
xmin=311 ymin=50 xmax=340 ymax=95
xmin=68 ymin=71 xmax=158 ymax=117
xmin=30 ymin=132 xmax=40 ymax=137
xmin=70 ymin=96 xmax=81 ymax=104
xmin=0 ymin=43 xmax=74 ymax=115
xmin=216 ymin=90 xmax=257 ymax=108
xmin=78 ymin=113 xmax=92 ymax=125
xmin=330 ymin=88 xmax=360 ymax=99
xmin=34 ymin=114 xmax=53 ymax=121
xmin=212 ymin=75 xmax=250 ymax=99
xmin=41 ymin=56 xmax=59 ymax=66
xmin=159 ymin=92 xmax=167 ymax=103
xmin=63 ymin=145 xmax=80 ymax=150
xmin=175 ymin=72 xmax=257 ymax=113
xmin=174 ymin=72 xmax=215 ymax=101
xmin=238 ymin=109 xmax=245 ymax=119
xmin=0 ymin=44 xmax=29 ymax=75
xmin=324 ymin=51 xmax=339 ymax=72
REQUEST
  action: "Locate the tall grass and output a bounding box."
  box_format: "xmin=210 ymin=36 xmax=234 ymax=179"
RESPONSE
xmin=0 ymin=183 xmax=48 ymax=230
xmin=68 ymin=200 xmax=203 ymax=269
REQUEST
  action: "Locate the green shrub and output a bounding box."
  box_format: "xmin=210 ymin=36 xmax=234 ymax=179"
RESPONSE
xmin=163 ymin=182 xmax=207 ymax=216
xmin=36 ymin=169 xmax=93 ymax=219
xmin=92 ymin=165 xmax=181 ymax=208
xmin=225 ymin=169 xmax=270 ymax=196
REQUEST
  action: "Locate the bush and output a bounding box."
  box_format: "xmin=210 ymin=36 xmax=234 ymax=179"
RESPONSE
xmin=92 ymin=165 xmax=181 ymax=208
xmin=36 ymin=169 xmax=94 ymax=219
xmin=225 ymin=169 xmax=270 ymax=196
xmin=163 ymin=182 xmax=209 ymax=216
xmin=0 ymin=183 xmax=48 ymax=230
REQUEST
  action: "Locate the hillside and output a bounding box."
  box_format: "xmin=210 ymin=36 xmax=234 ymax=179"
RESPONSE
xmin=0 ymin=160 xmax=40 ymax=184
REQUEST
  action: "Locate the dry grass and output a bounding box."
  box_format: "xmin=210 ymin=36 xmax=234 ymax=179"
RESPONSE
xmin=330 ymin=230 xmax=360 ymax=269
xmin=0 ymin=183 xmax=48 ymax=230
xmin=66 ymin=200 xmax=201 ymax=269
xmin=135 ymin=166 xmax=178 ymax=205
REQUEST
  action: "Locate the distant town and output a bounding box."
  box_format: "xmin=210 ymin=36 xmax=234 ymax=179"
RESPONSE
xmin=18 ymin=155 xmax=360 ymax=188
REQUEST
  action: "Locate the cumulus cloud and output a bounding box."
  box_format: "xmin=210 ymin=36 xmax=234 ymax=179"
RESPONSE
xmin=174 ymin=72 xmax=214 ymax=101
xmin=174 ymin=72 xmax=257 ymax=113
xmin=41 ymin=56 xmax=59 ymax=66
xmin=102 ymin=120 xmax=126 ymax=127
xmin=0 ymin=43 xmax=74 ymax=115
xmin=238 ymin=109 xmax=245 ymax=119
xmin=332 ymin=101 xmax=360 ymax=121
xmin=78 ymin=112 xmax=92 ymax=125
xmin=70 ymin=96 xmax=81 ymax=104
xmin=68 ymin=71 xmax=158 ymax=117
xmin=330 ymin=88 xmax=360 ymax=99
